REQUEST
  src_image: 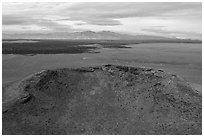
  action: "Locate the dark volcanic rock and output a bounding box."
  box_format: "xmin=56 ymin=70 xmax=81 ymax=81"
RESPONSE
xmin=2 ymin=65 xmax=202 ymax=135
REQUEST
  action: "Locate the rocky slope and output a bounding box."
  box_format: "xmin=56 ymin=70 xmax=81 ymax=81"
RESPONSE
xmin=2 ymin=65 xmax=202 ymax=135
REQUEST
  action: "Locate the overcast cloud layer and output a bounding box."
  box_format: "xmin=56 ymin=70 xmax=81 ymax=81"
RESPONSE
xmin=2 ymin=2 xmax=202 ymax=39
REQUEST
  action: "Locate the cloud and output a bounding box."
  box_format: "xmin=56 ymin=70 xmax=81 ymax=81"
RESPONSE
xmin=2 ymin=2 xmax=202 ymax=39
xmin=2 ymin=14 xmax=73 ymax=33
xmin=142 ymin=27 xmax=202 ymax=39
xmin=77 ymin=19 xmax=121 ymax=26
xmin=2 ymin=15 xmax=33 ymax=25
xmin=59 ymin=2 xmax=201 ymax=25
xmin=2 ymin=2 xmax=76 ymax=33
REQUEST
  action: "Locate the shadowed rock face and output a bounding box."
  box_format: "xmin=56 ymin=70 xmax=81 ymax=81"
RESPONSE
xmin=2 ymin=65 xmax=202 ymax=135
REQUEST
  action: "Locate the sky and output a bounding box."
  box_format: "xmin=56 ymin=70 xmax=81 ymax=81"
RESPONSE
xmin=2 ymin=2 xmax=202 ymax=39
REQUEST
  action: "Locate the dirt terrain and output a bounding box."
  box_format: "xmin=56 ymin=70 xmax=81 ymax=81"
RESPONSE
xmin=2 ymin=65 xmax=202 ymax=135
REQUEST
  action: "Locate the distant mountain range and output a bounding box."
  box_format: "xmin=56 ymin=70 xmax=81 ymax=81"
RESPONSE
xmin=2 ymin=31 xmax=201 ymax=42
xmin=61 ymin=31 xmax=171 ymax=40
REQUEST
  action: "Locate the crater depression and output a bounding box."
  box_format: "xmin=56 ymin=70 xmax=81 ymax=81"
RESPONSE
xmin=2 ymin=65 xmax=202 ymax=135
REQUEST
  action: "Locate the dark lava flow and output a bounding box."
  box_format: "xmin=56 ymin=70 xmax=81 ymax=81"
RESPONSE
xmin=2 ymin=65 xmax=202 ymax=135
